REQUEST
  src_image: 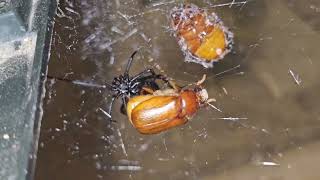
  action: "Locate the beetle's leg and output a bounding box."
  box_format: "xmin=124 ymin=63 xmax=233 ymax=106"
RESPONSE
xmin=196 ymin=74 xmax=206 ymax=85
xmin=120 ymin=104 xmax=127 ymax=115
xmin=151 ymin=80 xmax=160 ymax=89
xmin=132 ymin=68 xmax=183 ymax=92
xmin=144 ymin=80 xmax=160 ymax=91
xmin=119 ymin=95 xmax=129 ymax=115
xmin=150 ymin=72 xmax=181 ymax=90
xmin=152 ymin=74 xmax=181 ymax=91
xmin=167 ymin=79 xmax=180 ymax=91
xmin=141 ymin=87 xmax=155 ymax=94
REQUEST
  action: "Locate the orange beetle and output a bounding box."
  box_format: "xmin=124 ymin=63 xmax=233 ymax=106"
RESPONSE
xmin=126 ymin=75 xmax=215 ymax=134
xmin=170 ymin=3 xmax=234 ymax=68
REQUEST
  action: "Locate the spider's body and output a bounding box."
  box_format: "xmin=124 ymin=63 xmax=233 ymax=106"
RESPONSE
xmin=111 ymin=74 xmax=134 ymax=97
xmin=111 ymin=72 xmax=163 ymax=97
xmin=103 ymin=51 xmax=169 ymax=120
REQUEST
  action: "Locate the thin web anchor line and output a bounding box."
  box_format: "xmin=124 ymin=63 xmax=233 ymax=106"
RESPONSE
xmin=209 ymin=0 xmax=249 ymax=8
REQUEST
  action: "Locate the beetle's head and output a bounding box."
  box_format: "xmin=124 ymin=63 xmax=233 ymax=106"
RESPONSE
xmin=193 ymin=84 xmax=221 ymax=112
xmin=197 ymin=88 xmax=209 ymax=103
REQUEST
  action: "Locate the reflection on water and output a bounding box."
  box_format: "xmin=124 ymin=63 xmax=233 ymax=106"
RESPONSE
xmin=35 ymin=0 xmax=320 ymax=180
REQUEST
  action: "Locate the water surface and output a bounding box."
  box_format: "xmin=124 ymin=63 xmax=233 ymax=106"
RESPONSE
xmin=35 ymin=0 xmax=320 ymax=179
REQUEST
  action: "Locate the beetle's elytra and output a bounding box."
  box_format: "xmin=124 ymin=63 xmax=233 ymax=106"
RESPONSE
xmin=170 ymin=3 xmax=234 ymax=68
xmin=126 ymin=77 xmax=212 ymax=134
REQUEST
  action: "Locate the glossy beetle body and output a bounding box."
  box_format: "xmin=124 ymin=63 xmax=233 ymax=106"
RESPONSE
xmin=127 ymin=86 xmax=209 ymax=134
xmin=170 ymin=3 xmax=234 ymax=68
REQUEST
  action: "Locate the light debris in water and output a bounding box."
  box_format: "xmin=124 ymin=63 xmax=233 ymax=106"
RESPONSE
xmin=289 ymin=69 xmax=302 ymax=85
xmin=110 ymin=165 xmax=142 ymax=171
xmin=139 ymin=32 xmax=151 ymax=43
xmin=118 ymin=159 xmax=140 ymax=165
xmin=138 ymin=139 xmax=153 ymax=152
xmin=65 ymin=7 xmax=80 ymax=17
xmin=109 ymin=53 xmax=115 ymax=65
xmin=98 ymin=108 xmax=111 ymax=118
xmin=222 ymin=117 xmax=270 ymax=135
xmin=206 ymin=64 xmax=242 ymax=81
xmin=222 ymin=87 xmax=228 ymax=95
xmin=256 ymin=161 xmax=280 ymax=166
xmin=216 ymin=117 xmax=248 ymax=121
xmin=111 ymin=26 xmax=125 ymax=35
xmin=117 ymin=129 xmax=128 ymax=157
xmin=121 ymin=28 xmax=138 ymax=42
xmin=98 ymin=28 xmax=138 ymax=50
xmin=213 ymin=117 xmax=270 ymax=134
xmin=3 ymin=134 xmax=10 ymax=140
xmin=208 ymin=0 xmax=249 ymax=8
xmin=70 ymin=80 xmax=107 ymax=88
xmin=148 ymin=0 xmax=175 ymax=8
xmin=215 ymin=64 xmax=241 ymax=77
xmin=207 ymin=103 xmax=223 ymax=112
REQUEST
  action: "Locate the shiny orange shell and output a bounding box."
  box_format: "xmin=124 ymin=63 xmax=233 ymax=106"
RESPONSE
xmin=126 ymin=90 xmax=200 ymax=134
xmin=170 ymin=3 xmax=233 ymax=68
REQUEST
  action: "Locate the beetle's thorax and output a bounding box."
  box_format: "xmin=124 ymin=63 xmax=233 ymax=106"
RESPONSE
xmin=179 ymin=90 xmax=200 ymax=117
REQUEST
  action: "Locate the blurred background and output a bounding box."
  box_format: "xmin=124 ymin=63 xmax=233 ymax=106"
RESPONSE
xmin=32 ymin=0 xmax=320 ymax=179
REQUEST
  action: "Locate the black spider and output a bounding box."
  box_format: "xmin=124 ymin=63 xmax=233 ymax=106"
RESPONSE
xmin=47 ymin=51 xmax=169 ymax=121
xmin=104 ymin=51 xmax=170 ymax=120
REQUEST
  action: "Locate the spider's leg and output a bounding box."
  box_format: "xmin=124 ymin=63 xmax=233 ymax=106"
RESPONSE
xmin=134 ymin=71 xmax=180 ymax=90
xmin=131 ymin=68 xmax=156 ymax=81
xmin=124 ymin=51 xmax=138 ymax=75
xmin=132 ymin=69 xmax=170 ymax=84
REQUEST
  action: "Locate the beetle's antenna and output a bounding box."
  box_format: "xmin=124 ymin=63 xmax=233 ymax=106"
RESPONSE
xmin=124 ymin=50 xmax=138 ymax=75
xmin=47 ymin=75 xmax=111 ymax=89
